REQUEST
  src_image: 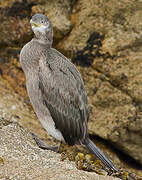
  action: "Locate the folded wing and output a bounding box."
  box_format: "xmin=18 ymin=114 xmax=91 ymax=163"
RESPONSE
xmin=38 ymin=48 xmax=89 ymax=145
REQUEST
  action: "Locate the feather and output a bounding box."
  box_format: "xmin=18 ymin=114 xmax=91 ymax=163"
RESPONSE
xmin=38 ymin=48 xmax=89 ymax=145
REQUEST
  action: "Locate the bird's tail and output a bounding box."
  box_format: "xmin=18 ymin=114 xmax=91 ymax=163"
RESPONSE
xmin=84 ymin=138 xmax=118 ymax=172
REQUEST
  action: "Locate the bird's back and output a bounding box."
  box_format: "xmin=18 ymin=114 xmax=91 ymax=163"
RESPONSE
xmin=39 ymin=47 xmax=90 ymax=145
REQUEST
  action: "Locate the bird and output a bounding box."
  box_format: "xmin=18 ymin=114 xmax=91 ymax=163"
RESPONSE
xmin=20 ymin=13 xmax=118 ymax=172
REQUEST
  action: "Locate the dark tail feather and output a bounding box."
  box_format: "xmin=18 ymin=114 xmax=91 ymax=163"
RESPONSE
xmin=84 ymin=138 xmax=118 ymax=172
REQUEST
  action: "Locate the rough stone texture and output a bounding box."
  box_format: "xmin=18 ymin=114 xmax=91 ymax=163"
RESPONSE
xmin=0 ymin=0 xmax=142 ymax=176
xmin=0 ymin=0 xmax=33 ymax=47
xmin=56 ymin=0 xmax=142 ymax=165
xmin=0 ymin=121 xmax=119 ymax=180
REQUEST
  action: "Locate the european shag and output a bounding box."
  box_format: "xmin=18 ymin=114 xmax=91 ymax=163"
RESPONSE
xmin=20 ymin=14 xmax=118 ymax=172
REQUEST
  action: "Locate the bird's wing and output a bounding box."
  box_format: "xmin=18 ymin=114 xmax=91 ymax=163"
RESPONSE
xmin=38 ymin=49 xmax=89 ymax=145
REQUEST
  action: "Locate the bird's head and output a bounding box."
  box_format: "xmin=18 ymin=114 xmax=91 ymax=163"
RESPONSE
xmin=30 ymin=14 xmax=53 ymax=45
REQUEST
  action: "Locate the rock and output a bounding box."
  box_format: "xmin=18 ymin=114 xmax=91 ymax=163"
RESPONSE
xmin=0 ymin=120 xmax=118 ymax=180
xmin=0 ymin=0 xmax=34 ymax=47
xmin=57 ymin=0 xmax=142 ymax=55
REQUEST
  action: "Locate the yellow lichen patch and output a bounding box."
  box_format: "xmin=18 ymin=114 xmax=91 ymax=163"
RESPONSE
xmin=75 ymin=152 xmax=108 ymax=176
xmin=94 ymin=159 xmax=103 ymax=167
xmin=122 ymin=171 xmax=129 ymax=180
xmin=84 ymin=154 xmax=92 ymax=163
xmin=75 ymin=153 xmax=85 ymax=170
xmin=77 ymin=152 xmax=85 ymax=159
xmin=112 ymin=169 xmax=138 ymax=180
xmin=59 ymin=142 xmax=80 ymax=161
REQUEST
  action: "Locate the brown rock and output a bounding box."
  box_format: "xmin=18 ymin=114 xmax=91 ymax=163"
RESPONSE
xmin=0 ymin=119 xmax=118 ymax=180
xmin=0 ymin=0 xmax=34 ymax=47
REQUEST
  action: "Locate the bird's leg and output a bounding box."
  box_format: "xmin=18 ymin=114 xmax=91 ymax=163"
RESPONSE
xmin=31 ymin=133 xmax=59 ymax=152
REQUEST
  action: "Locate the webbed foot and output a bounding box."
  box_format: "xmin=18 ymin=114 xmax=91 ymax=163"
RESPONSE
xmin=31 ymin=133 xmax=58 ymax=152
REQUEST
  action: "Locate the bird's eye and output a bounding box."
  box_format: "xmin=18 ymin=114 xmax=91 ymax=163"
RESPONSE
xmin=41 ymin=20 xmax=44 ymax=23
xmin=46 ymin=22 xmax=49 ymax=26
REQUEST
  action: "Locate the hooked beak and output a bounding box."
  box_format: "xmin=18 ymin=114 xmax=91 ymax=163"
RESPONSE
xmin=30 ymin=19 xmax=41 ymax=27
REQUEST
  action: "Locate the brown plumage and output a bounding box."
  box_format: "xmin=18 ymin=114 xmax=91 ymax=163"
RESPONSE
xmin=20 ymin=14 xmax=118 ymax=171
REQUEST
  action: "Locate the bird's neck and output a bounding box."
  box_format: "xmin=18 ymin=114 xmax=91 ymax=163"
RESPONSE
xmin=34 ymin=30 xmax=53 ymax=47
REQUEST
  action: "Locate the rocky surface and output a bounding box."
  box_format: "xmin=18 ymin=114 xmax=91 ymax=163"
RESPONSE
xmin=0 ymin=0 xmax=142 ymax=177
xmin=0 ymin=121 xmax=119 ymax=180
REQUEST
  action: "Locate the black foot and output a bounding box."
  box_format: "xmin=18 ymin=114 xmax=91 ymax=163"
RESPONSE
xmin=31 ymin=133 xmax=59 ymax=152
